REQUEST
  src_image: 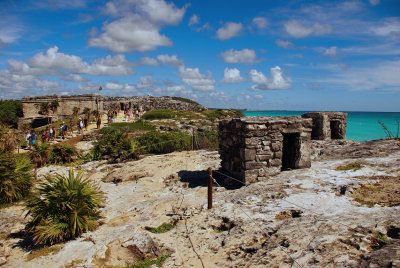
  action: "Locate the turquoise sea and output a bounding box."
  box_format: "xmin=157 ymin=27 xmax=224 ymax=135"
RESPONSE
xmin=243 ymin=111 xmax=400 ymax=142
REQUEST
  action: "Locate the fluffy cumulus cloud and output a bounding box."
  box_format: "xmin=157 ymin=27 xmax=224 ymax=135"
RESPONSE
xmin=284 ymin=20 xmax=332 ymax=38
xmin=90 ymin=0 xmax=185 ymax=52
xmin=251 ymin=17 xmax=268 ymax=30
xmin=249 ymin=66 xmax=292 ymax=90
xmin=189 ymin=14 xmax=200 ymax=26
xmin=220 ymin=48 xmax=258 ymax=64
xmin=220 ymin=68 xmax=246 ymax=83
xmin=157 ymin=54 xmax=184 ymax=66
xmin=275 ymin=39 xmax=295 ymax=49
xmin=324 ymin=46 xmax=338 ymax=56
xmin=216 ymin=22 xmax=243 ymax=41
xmin=179 ymin=66 xmax=215 ymax=92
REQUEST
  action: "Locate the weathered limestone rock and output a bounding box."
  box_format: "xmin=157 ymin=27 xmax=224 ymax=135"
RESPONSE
xmin=219 ymin=116 xmax=312 ymax=185
xmin=302 ymin=112 xmax=347 ymax=140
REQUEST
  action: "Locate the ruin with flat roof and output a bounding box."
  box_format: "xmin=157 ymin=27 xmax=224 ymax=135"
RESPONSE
xmin=302 ymin=112 xmax=348 ymax=140
xmin=218 ymin=116 xmax=313 ymax=185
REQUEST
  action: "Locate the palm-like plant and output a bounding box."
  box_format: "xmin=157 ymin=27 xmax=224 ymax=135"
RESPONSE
xmin=50 ymin=100 xmax=59 ymax=118
xmin=25 ymin=170 xmax=104 ymax=245
xmin=83 ymin=107 xmax=91 ymax=121
xmin=30 ymin=143 xmax=50 ymax=180
xmin=72 ymin=107 xmax=80 ymax=118
xmin=0 ymin=152 xmax=33 ymax=204
xmin=39 ymin=102 xmax=51 ymax=124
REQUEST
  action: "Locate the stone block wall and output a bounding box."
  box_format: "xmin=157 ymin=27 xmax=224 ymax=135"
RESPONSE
xmin=302 ymin=112 xmax=347 ymax=140
xmin=219 ymin=116 xmax=312 ymax=185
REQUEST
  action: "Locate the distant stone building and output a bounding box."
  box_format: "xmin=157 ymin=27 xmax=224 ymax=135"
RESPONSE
xmin=219 ymin=116 xmax=313 ymax=185
xmin=302 ymin=112 xmax=347 ymax=140
xmin=19 ymin=94 xmax=102 ymax=128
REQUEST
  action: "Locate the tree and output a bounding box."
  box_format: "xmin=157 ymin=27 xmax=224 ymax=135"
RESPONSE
xmin=72 ymin=107 xmax=80 ymax=118
xmin=30 ymin=143 xmax=50 ymax=180
xmin=25 ymin=170 xmax=104 ymax=245
xmin=39 ymin=102 xmax=51 ymax=124
xmin=83 ymin=107 xmax=91 ymax=121
xmin=50 ymin=100 xmax=59 ymax=115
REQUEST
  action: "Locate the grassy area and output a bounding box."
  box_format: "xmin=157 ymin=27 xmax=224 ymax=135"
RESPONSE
xmin=105 ymin=119 xmax=155 ymax=132
xmin=171 ymin=96 xmax=201 ymax=106
xmin=142 ymin=109 xmax=244 ymax=121
xmin=335 ymin=163 xmax=362 ymax=171
xmin=145 ymin=222 xmax=176 ymax=233
xmin=127 ymin=255 xmax=169 ymax=268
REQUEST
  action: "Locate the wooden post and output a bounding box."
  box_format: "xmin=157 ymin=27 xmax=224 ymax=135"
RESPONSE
xmin=208 ymin=167 xmax=213 ymax=209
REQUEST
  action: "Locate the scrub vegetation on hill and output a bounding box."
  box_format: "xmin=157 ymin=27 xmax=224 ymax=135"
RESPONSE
xmin=0 ymin=100 xmax=23 ymax=128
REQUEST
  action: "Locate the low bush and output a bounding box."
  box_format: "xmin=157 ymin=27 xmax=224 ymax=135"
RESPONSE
xmin=92 ymin=129 xmax=135 ymax=160
xmin=0 ymin=152 xmax=33 ymax=204
xmin=141 ymin=109 xmax=175 ymax=120
xmin=48 ymin=144 xmax=78 ymax=164
xmin=195 ymin=130 xmax=218 ymax=150
xmin=25 ymin=170 xmax=104 ymax=245
xmin=104 ymin=119 xmax=155 ymax=132
xmin=136 ymin=131 xmax=191 ymax=154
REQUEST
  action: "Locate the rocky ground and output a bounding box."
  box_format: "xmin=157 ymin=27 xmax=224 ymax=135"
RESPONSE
xmin=1 ymin=139 xmax=400 ymax=267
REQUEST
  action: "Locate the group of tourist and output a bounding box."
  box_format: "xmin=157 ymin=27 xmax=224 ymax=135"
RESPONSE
xmin=24 ymin=116 xmax=102 ymax=149
xmin=123 ymin=105 xmax=144 ymax=122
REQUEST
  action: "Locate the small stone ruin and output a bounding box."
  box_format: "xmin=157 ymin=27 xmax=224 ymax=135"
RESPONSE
xmin=302 ymin=112 xmax=348 ymax=140
xmin=219 ymin=116 xmax=313 ymax=185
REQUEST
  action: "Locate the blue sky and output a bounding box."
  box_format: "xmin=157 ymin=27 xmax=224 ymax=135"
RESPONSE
xmin=1 ymin=0 xmax=400 ymax=111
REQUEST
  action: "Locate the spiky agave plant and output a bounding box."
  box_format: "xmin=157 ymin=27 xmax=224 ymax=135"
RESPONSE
xmin=0 ymin=152 xmax=33 ymax=204
xmin=25 ymin=169 xmax=104 ymax=245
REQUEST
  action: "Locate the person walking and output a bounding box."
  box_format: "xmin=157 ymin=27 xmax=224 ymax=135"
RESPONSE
xmin=96 ymin=115 xmax=101 ymax=129
xmin=25 ymin=131 xmax=31 ymax=149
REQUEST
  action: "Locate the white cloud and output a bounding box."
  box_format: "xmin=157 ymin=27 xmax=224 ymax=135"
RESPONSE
xmin=89 ymin=14 xmax=172 ymax=52
xmin=324 ymin=46 xmax=337 ymax=56
xmin=221 ymin=68 xmax=246 ymax=83
xmin=216 ymin=22 xmax=243 ymax=41
xmin=194 ymin=23 xmax=213 ymax=32
xmin=138 ymin=57 xmax=160 ymax=66
xmin=220 ymin=48 xmax=258 ymax=64
xmin=189 ymin=14 xmax=200 ymax=26
xmin=275 ymin=39 xmax=295 ymax=49
xmin=0 ymin=17 xmax=24 ymax=44
xmin=254 ymin=94 xmax=264 ymax=99
xmin=133 ymin=0 xmax=186 ymax=26
xmin=251 ymin=17 xmax=268 ymax=30
xmin=249 ymin=66 xmax=292 ymax=90
xmin=369 ymin=17 xmax=400 ymax=38
xmin=157 ymin=54 xmax=184 ymax=66
xmin=179 ymin=66 xmax=215 ymax=92
xmin=369 ymin=0 xmax=380 ymax=6
xmin=284 ymin=20 xmax=332 ymax=38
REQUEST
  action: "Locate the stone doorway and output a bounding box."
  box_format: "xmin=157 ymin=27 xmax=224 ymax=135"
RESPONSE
xmin=330 ymin=120 xmax=342 ymax=139
xmin=281 ymin=133 xmax=300 ymax=170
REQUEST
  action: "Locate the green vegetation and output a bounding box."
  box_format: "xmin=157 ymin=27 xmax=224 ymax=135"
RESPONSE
xmin=142 ymin=109 xmax=176 ymax=120
xmin=195 ymin=130 xmax=218 ymax=150
xmin=127 ymin=255 xmax=170 ymax=268
xmin=145 ymin=222 xmax=176 ymax=233
xmin=142 ymin=108 xmax=243 ymax=121
xmin=171 ymin=96 xmax=200 ymax=106
xmin=379 ymin=120 xmax=400 ymax=140
xmin=92 ymin=129 xmax=136 ymax=160
xmin=0 ymin=100 xmax=23 ymax=128
xmin=335 ymin=163 xmax=362 ymax=171
xmin=25 ymin=170 xmax=104 ymax=245
xmin=136 ymin=131 xmax=191 ymax=154
xmin=48 ymin=143 xmax=78 ymax=164
xmin=104 ymin=119 xmax=155 ymax=132
xmin=0 ymin=153 xmax=33 ymax=204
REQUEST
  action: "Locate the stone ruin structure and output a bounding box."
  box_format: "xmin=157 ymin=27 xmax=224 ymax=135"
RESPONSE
xmin=19 ymin=94 xmax=103 ymax=128
xmin=302 ymin=112 xmax=348 ymax=140
xmin=18 ymin=94 xmax=205 ymax=129
xmin=103 ymin=96 xmax=205 ymax=111
xmin=218 ymin=112 xmax=348 ymax=185
xmin=219 ymin=116 xmax=313 ymax=185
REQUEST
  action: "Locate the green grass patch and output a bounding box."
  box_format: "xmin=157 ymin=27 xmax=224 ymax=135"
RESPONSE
xmin=335 ymin=163 xmax=362 ymax=171
xmin=105 ymin=119 xmax=155 ymax=132
xmin=142 ymin=109 xmax=176 ymax=120
xmin=145 ymin=222 xmax=175 ymax=233
xmin=171 ymin=96 xmax=201 ymax=106
xmin=127 ymin=255 xmax=169 ymax=268
xmin=136 ymin=131 xmax=191 ymax=154
xmin=25 ymin=245 xmax=63 ymax=261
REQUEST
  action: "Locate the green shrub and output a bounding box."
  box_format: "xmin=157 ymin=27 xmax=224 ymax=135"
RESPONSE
xmin=0 ymin=100 xmax=23 ymax=128
xmin=171 ymin=96 xmax=200 ymax=106
xmin=92 ymin=129 xmax=134 ymax=159
xmin=145 ymin=222 xmax=176 ymax=233
xmin=30 ymin=143 xmax=51 ymax=168
xmin=104 ymin=119 xmax=155 ymax=132
xmin=0 ymin=152 xmax=33 ymax=204
xmin=136 ymin=131 xmax=191 ymax=154
xmin=49 ymin=144 xmax=78 ymax=164
xmin=141 ymin=109 xmax=175 ymax=120
xmin=25 ymin=170 xmax=104 ymax=245
xmin=127 ymin=255 xmax=169 ymax=268
xmin=195 ymin=130 xmax=218 ymax=150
